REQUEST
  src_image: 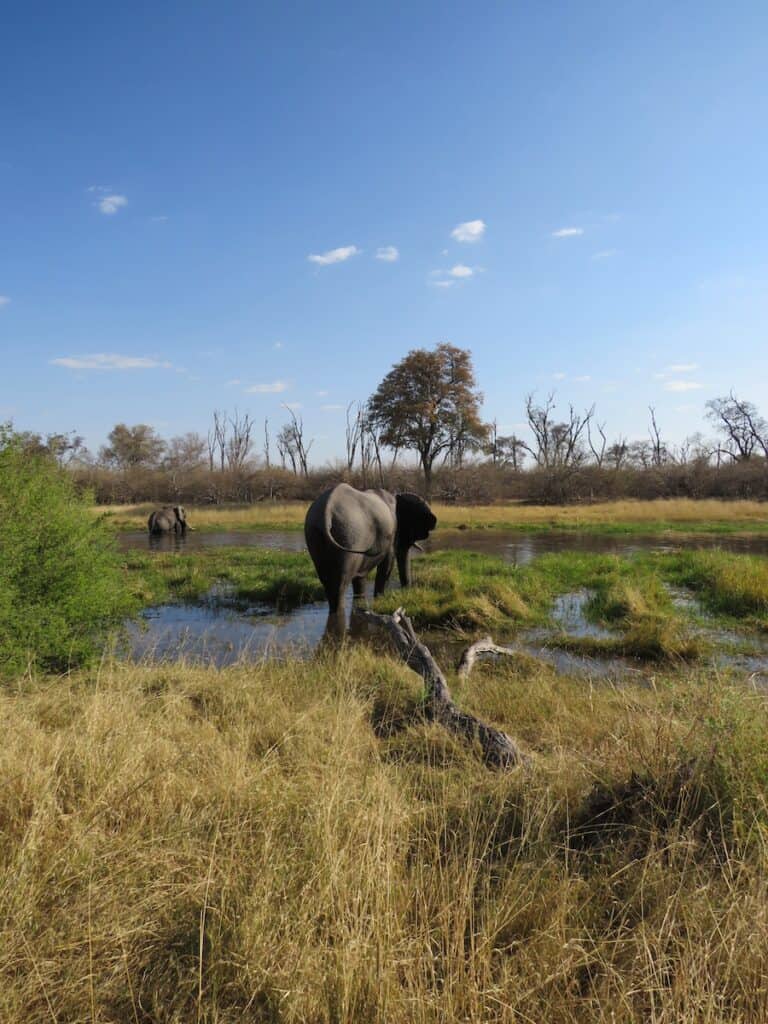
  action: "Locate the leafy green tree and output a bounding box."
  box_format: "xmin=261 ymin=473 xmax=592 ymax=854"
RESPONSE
xmin=100 ymin=423 xmax=166 ymax=469
xmin=0 ymin=425 xmax=135 ymax=676
xmin=368 ymin=343 xmax=486 ymax=494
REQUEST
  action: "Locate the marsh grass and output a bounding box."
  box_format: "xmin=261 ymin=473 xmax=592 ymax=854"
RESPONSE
xmin=98 ymin=497 xmax=768 ymax=534
xmin=3 ymin=651 xmax=768 ymax=1021
xmin=125 ymin=547 xmax=324 ymax=609
xmin=375 ymin=551 xmax=708 ymax=661
xmin=660 ymin=550 xmax=768 ymax=623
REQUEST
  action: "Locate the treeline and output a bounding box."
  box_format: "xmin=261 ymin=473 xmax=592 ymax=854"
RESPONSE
xmin=11 ymin=344 xmax=768 ymax=504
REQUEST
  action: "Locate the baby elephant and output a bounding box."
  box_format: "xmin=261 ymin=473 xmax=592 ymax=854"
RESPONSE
xmin=147 ymin=505 xmax=189 ymax=535
xmin=305 ymin=483 xmax=437 ymax=614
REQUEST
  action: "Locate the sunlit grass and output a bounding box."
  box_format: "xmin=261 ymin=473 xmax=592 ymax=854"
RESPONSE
xmin=124 ymin=546 xmax=324 ymax=609
xmin=96 ymin=497 xmax=768 ymax=534
xmin=2 ymin=651 xmax=768 ymax=1021
xmin=660 ymin=549 xmax=768 ymax=623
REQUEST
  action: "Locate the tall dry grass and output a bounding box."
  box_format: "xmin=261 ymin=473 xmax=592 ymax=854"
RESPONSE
xmin=99 ymin=497 xmax=768 ymax=534
xmin=2 ymin=648 xmax=768 ymax=1021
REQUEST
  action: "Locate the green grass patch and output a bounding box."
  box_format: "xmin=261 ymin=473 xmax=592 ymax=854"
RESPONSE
xmin=376 ymin=550 xmax=721 ymax=662
xmin=659 ymin=550 xmax=768 ymax=623
xmin=374 ymin=551 xmax=532 ymax=630
xmin=124 ymin=547 xmax=324 ymax=610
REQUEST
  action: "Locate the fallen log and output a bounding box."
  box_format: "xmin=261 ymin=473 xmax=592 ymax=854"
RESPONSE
xmin=354 ymin=607 xmax=527 ymax=770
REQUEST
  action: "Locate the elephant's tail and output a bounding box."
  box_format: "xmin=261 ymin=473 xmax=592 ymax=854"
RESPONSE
xmin=323 ymin=497 xmax=380 ymax=557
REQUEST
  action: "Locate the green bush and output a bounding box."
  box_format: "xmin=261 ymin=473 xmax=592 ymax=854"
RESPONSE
xmin=0 ymin=428 xmax=136 ymax=677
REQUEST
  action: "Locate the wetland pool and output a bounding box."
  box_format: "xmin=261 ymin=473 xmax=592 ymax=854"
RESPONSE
xmin=121 ymin=528 xmax=768 ymax=683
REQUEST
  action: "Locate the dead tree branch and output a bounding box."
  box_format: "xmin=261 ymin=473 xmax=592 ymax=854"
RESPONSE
xmin=456 ymin=636 xmax=521 ymax=681
xmin=355 ymin=608 xmax=526 ymax=769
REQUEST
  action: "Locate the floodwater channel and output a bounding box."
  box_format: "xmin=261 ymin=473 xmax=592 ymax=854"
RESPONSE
xmin=120 ymin=529 xmax=768 ymax=683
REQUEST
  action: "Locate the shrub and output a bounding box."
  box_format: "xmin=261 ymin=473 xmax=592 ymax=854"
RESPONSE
xmin=0 ymin=428 xmax=136 ymax=676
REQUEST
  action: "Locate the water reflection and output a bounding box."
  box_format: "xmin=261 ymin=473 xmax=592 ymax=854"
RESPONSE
xmin=120 ymin=527 xmax=768 ymax=562
xmin=148 ymin=532 xmax=189 ymax=553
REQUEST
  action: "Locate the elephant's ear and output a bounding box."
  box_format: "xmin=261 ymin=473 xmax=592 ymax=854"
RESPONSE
xmin=396 ymin=492 xmax=437 ymax=542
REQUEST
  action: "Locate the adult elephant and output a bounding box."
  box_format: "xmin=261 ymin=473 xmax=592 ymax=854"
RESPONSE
xmin=304 ymin=483 xmax=437 ymax=613
xmin=147 ymin=505 xmax=189 ymax=535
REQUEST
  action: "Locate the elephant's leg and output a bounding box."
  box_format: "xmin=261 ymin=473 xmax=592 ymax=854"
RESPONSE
xmin=352 ymin=576 xmax=366 ymax=599
xmin=374 ymin=553 xmax=395 ymax=597
xmin=321 ymin=568 xmax=346 ymax=614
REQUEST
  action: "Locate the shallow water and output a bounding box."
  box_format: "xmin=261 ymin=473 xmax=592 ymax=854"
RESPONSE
xmin=120 ymin=527 xmax=768 ymax=680
xmin=549 ymin=590 xmax=616 ymax=640
xmin=125 ymin=599 xmax=332 ymax=665
xmin=118 ymin=528 xmax=768 ymax=562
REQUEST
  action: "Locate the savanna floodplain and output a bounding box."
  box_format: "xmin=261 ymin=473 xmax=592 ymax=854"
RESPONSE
xmin=3 ymin=496 xmax=768 ymax=1021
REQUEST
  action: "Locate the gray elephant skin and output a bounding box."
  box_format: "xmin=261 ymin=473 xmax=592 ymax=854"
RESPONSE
xmin=147 ymin=505 xmax=189 ymax=535
xmin=304 ymin=483 xmax=437 ymax=613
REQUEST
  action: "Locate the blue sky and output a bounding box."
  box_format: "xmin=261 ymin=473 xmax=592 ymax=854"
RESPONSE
xmin=2 ymin=1 xmax=767 ymax=462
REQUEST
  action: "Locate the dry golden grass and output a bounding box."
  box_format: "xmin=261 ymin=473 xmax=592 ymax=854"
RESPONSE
xmin=3 ymin=648 xmax=768 ymax=1022
xmin=98 ymin=497 xmax=768 ymax=534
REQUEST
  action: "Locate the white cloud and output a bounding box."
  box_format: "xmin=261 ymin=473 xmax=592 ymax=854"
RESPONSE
xmin=666 ymin=363 xmax=699 ymax=373
xmin=283 ymin=401 xmax=302 ymax=410
xmin=315 ymin=390 xmax=328 ymax=397
xmin=97 ymin=194 xmax=128 ymax=215
xmin=308 ymin=245 xmax=360 ymax=266
xmin=449 ymin=264 xmax=474 ymax=278
xmin=51 ymin=353 xmax=171 ymax=370
xmin=553 ymin=372 xmax=566 ymax=380
xmin=150 ymin=214 xmax=168 ymax=222
xmin=451 ymin=219 xmax=485 ymax=243
xmin=592 ymin=249 xmax=618 ymax=260
xmin=573 ymin=374 xmax=592 ymax=382
xmin=0 ymin=295 xmax=10 ymax=308
xmin=655 ymin=363 xmax=700 ymax=380
xmin=245 ymin=379 xmax=289 ymax=393
xmin=552 ymin=227 xmax=583 ymax=238
xmin=273 ymin=341 xmax=284 ymax=350
xmin=375 ymin=245 xmax=399 ymax=262
xmin=430 ymin=263 xmax=480 ymax=286
xmin=321 ymin=404 xmax=345 ymax=411
xmin=663 ymin=380 xmax=703 ymax=393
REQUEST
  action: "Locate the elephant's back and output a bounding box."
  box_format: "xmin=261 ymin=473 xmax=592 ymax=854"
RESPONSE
xmin=305 ymin=483 xmax=393 ymax=553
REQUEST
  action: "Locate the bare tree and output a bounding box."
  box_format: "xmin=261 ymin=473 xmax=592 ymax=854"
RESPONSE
xmin=277 ymin=407 xmax=314 ymax=477
xmin=226 ymin=409 xmax=255 ymax=470
xmin=164 ymin=432 xmax=207 ymax=470
xmin=345 ymin=402 xmax=363 ymax=472
xmin=648 ymin=406 xmax=670 ymax=467
xmin=276 ymin=425 xmax=296 ymax=473
xmin=263 ymin=418 xmax=271 ymax=470
xmin=484 ymin=420 xmax=526 ymax=470
xmin=706 ymin=393 xmax=768 ymax=462
xmin=207 ymin=410 xmax=228 ymax=472
xmin=587 ymin=418 xmax=608 ymax=468
xmin=522 ymin=393 xmax=594 ymax=469
xmin=606 ymin=437 xmax=629 ymax=471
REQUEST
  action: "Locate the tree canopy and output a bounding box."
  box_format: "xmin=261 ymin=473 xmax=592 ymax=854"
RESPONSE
xmin=368 ymin=343 xmax=486 ymax=493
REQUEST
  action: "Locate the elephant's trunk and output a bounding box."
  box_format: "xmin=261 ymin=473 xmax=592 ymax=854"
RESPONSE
xmin=396 ymin=545 xmax=412 ymax=588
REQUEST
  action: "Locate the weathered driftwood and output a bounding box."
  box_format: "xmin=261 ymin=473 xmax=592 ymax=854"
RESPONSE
xmin=355 ymin=607 xmax=526 ymax=770
xmin=457 ymin=636 xmax=520 ymax=681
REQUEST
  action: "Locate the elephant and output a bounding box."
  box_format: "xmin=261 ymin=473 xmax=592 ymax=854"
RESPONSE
xmin=304 ymin=483 xmax=437 ymax=614
xmin=147 ymin=505 xmax=189 ymax=535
